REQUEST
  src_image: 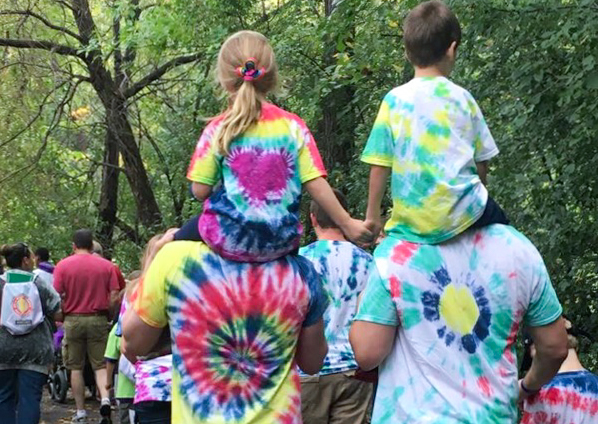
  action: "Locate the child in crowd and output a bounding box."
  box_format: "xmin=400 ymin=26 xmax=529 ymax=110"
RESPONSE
xmin=117 ymin=233 xmax=173 ymax=424
xmin=299 ymin=189 xmax=375 ymax=424
xmin=104 ymin=324 xmax=135 ymax=424
xmin=174 ymin=30 xmax=373 ymax=260
xmin=363 ymin=0 xmax=508 ymax=244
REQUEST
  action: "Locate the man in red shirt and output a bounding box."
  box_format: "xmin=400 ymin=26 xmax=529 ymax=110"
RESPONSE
xmin=54 ymin=229 xmax=120 ymax=424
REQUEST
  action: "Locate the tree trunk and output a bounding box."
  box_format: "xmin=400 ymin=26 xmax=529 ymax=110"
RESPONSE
xmin=97 ymin=127 xmax=119 ymax=258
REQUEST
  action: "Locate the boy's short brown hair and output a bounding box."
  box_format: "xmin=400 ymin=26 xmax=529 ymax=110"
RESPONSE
xmin=310 ymin=189 xmax=348 ymax=229
xmin=403 ymin=1 xmax=461 ymax=68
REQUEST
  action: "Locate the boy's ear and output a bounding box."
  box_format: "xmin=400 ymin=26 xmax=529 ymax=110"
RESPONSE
xmin=447 ymin=41 xmax=458 ymax=60
xmin=309 ymin=213 xmax=319 ymax=229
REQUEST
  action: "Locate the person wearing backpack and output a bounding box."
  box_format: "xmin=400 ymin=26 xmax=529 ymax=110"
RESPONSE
xmin=0 ymin=242 xmax=62 ymax=424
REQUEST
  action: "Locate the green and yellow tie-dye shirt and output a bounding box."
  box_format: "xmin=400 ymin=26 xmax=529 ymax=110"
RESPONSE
xmin=362 ymin=77 xmax=499 ymax=243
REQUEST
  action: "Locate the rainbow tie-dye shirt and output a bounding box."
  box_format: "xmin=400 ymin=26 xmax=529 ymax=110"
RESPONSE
xmin=299 ymin=240 xmax=373 ymax=375
xmin=522 ymin=370 xmax=598 ymax=424
xmin=362 ymin=77 xmax=499 ymax=244
xmin=187 ymin=102 xmax=327 ymax=262
xmin=133 ymin=241 xmax=328 ymax=424
xmin=354 ymin=225 xmax=562 ymax=423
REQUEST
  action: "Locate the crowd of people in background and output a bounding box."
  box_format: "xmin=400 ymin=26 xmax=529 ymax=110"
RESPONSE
xmin=1 ymin=2 xmax=598 ymax=424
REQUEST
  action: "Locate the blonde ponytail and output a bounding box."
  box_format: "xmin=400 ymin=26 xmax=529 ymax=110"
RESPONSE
xmin=213 ymin=31 xmax=278 ymax=156
xmin=214 ymin=81 xmax=263 ymax=155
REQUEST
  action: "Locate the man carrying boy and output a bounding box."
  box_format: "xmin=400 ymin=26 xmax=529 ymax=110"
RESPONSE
xmin=300 ymin=189 xmax=374 ymax=424
xmin=350 ymin=1 xmax=567 ymax=423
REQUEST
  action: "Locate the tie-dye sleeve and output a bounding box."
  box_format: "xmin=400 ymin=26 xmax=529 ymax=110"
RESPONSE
xmin=466 ymin=93 xmax=499 ymax=162
xmin=295 ymin=119 xmax=327 ymax=184
xmin=186 ymin=120 xmax=222 ymax=185
xmin=361 ymin=94 xmax=394 ymax=167
xmin=523 ymin=260 xmax=562 ymax=327
xmin=354 ymin=265 xmax=399 ymax=326
xmin=133 ymin=245 xmax=175 ymax=329
xmin=295 ymin=255 xmax=329 ymax=327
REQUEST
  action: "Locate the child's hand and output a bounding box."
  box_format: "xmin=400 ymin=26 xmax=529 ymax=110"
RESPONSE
xmin=364 ymin=218 xmax=383 ymax=241
xmin=155 ymin=228 xmax=179 ymax=252
xmin=342 ymin=218 xmax=375 ymax=247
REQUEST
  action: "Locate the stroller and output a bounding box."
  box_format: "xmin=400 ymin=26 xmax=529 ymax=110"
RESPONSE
xmin=47 ymin=323 xmax=97 ymax=403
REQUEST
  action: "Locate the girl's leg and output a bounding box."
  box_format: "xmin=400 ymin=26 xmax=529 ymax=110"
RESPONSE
xmin=16 ymin=370 xmax=46 ymax=424
xmin=0 ymin=370 xmax=17 ymax=424
xmin=173 ymin=215 xmax=202 ymax=242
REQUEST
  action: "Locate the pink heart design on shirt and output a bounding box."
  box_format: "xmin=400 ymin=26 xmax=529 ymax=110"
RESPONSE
xmin=228 ymin=148 xmax=294 ymax=204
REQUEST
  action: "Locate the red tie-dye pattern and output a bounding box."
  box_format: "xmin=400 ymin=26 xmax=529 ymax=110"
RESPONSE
xmin=504 ymin=321 xmax=519 ymax=364
xmin=390 ymin=242 xmax=418 ymax=265
xmin=389 ymin=275 xmax=401 ymax=299
xmin=477 ymin=376 xmax=493 ymax=397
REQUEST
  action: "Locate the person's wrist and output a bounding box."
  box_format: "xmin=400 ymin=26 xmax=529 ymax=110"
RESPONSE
xmin=520 ymin=378 xmax=541 ymax=395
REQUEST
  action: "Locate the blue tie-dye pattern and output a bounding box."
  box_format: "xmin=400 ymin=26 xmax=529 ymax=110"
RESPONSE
xmin=299 ymin=240 xmax=373 ymax=375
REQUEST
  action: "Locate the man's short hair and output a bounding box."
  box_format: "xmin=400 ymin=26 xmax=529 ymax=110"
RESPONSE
xmin=310 ymin=189 xmax=348 ymax=229
xmin=34 ymin=247 xmax=50 ymax=262
xmin=73 ymin=229 xmax=94 ymax=251
xmin=403 ymin=0 xmax=462 ymax=68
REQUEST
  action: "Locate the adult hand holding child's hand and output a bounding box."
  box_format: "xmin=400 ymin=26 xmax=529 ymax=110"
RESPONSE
xmin=342 ymin=218 xmax=374 ymax=247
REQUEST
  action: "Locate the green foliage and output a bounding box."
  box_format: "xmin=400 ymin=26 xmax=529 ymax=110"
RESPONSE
xmin=0 ymin=0 xmax=596 ymax=366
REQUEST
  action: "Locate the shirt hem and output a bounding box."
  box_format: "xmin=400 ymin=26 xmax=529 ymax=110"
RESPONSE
xmin=300 ymin=170 xmax=327 ymax=184
xmin=525 ymin=305 xmax=563 ymax=328
xmin=353 ymin=315 xmax=399 ymax=327
xmin=360 ymin=156 xmax=393 ymax=167
xmin=475 ymin=147 xmax=499 ymax=162
xmin=186 ymin=175 xmax=217 ymax=186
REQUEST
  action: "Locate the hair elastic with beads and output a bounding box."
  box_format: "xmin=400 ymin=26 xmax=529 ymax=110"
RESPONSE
xmin=237 ymin=58 xmax=265 ymax=81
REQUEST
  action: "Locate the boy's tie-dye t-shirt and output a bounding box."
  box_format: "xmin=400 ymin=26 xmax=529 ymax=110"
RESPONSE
xmin=522 ymin=370 xmax=598 ymax=424
xmin=187 ymin=102 xmax=327 ymax=262
xmin=354 ymin=225 xmax=562 ymax=423
xmin=361 ymin=77 xmax=498 ymax=244
xmin=133 ymin=241 xmax=328 ymax=424
xmin=299 ymin=240 xmax=373 ymax=375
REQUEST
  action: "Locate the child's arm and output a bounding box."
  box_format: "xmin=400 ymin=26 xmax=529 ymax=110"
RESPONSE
xmin=191 ymin=182 xmax=213 ymax=201
xmin=365 ymin=165 xmax=391 ymax=238
xmin=304 ymin=177 xmax=373 ymax=245
xmin=476 ymin=161 xmax=489 ymax=185
xmin=105 ymin=360 xmax=115 ymax=391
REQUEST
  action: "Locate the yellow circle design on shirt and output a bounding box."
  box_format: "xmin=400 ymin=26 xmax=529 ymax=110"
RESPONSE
xmin=439 ymin=284 xmax=480 ymax=335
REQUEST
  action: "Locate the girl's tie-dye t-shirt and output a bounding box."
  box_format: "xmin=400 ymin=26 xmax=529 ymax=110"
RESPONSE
xmin=187 ymin=102 xmax=327 ymax=262
xmin=354 ymin=225 xmax=562 ymax=423
xmin=134 ymin=354 xmax=173 ymax=404
xmin=299 ymin=240 xmax=373 ymax=375
xmin=133 ymin=241 xmax=328 ymax=424
xmin=522 ymin=370 xmax=598 ymax=424
xmin=361 ymin=77 xmax=498 ymax=244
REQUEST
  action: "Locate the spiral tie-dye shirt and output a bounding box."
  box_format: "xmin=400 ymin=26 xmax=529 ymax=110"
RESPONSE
xmin=355 ymin=225 xmax=562 ymax=423
xmin=362 ymin=77 xmax=498 ymax=243
xmin=134 ymin=241 xmax=328 ymax=423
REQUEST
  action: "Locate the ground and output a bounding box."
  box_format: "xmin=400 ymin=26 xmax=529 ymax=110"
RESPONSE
xmin=41 ymin=391 xmax=102 ymax=424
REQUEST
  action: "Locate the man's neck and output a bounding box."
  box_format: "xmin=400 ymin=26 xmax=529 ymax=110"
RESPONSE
xmin=315 ymin=228 xmax=346 ymax=242
xmin=73 ymin=249 xmax=91 ymax=255
xmin=558 ymin=349 xmax=585 ymax=373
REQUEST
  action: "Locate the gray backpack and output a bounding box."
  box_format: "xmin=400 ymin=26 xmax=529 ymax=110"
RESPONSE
xmin=1 ymin=273 xmax=44 ymax=335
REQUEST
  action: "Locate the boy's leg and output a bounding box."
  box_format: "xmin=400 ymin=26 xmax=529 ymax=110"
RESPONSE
xmin=0 ymin=370 xmax=17 ymax=424
xmin=471 ymin=196 xmax=509 ymax=229
xmin=173 ymin=216 xmax=202 ymax=242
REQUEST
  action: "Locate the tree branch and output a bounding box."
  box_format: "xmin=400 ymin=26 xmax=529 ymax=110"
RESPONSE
xmin=0 ymin=9 xmax=83 ymax=42
xmin=124 ymin=52 xmax=202 ymax=98
xmin=0 ymin=37 xmax=84 ymax=58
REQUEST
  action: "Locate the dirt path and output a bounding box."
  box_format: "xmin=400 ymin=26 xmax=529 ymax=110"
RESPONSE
xmin=40 ymin=391 xmax=103 ymax=424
